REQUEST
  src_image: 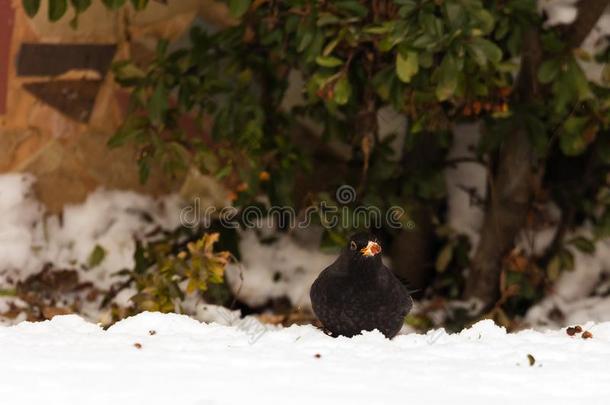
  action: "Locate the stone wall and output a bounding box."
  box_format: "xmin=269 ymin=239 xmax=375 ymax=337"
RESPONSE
xmin=0 ymin=0 xmax=231 ymax=212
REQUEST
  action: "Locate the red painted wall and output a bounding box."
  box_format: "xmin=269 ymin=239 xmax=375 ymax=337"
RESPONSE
xmin=0 ymin=0 xmax=15 ymax=114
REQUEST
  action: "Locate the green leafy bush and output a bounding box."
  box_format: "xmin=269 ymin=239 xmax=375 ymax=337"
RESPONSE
xmin=30 ymin=0 xmax=610 ymax=324
xmin=107 ymin=232 xmax=231 ymax=314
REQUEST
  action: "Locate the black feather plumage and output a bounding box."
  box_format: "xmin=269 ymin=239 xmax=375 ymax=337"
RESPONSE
xmin=310 ymin=233 xmax=413 ymax=339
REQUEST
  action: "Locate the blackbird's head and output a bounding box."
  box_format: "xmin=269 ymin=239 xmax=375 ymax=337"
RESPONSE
xmin=347 ymin=232 xmax=382 ymax=260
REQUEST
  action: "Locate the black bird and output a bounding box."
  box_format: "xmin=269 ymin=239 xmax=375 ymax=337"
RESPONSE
xmin=310 ymin=233 xmax=413 ymax=339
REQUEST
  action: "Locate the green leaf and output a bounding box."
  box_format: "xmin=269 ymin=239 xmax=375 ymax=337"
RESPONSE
xmin=538 ymin=59 xmax=560 ymax=84
xmin=602 ymin=64 xmax=610 ymax=85
xmin=48 ymin=0 xmax=67 ymax=21
xmin=560 ymin=116 xmax=589 ymax=156
xmin=363 ymin=24 xmax=392 ymax=35
xmin=107 ymin=127 xmax=140 ymax=148
xmin=335 ymin=0 xmax=368 ymax=17
xmin=396 ymin=50 xmax=419 ymax=83
xmin=130 ymin=0 xmax=148 ymax=10
xmin=472 ymin=9 xmax=495 ymax=35
xmin=597 ymin=137 xmax=610 ymax=164
xmin=315 ymin=55 xmax=344 ymax=68
xmin=149 ymin=82 xmax=169 ymax=123
xmin=304 ymin=30 xmax=324 ymax=63
xmin=70 ymin=0 xmax=91 ymax=12
xmin=297 ymin=29 xmax=314 ymax=53
xmin=107 ymin=116 xmax=147 ymax=148
xmin=397 ymin=0 xmax=416 ymax=17
xmin=156 ymin=39 xmax=169 ymax=56
xmin=199 ymin=150 xmax=220 ymax=173
xmin=323 ymin=37 xmax=341 ymax=56
xmin=435 ymin=243 xmax=453 ymax=272
xmin=595 ymin=210 xmax=610 ymax=239
xmin=22 ymin=0 xmax=41 ymax=17
xmin=372 ymin=67 xmax=393 ymax=101
xmin=568 ymin=236 xmax=596 ymax=254
xmin=317 ymin=12 xmax=340 ymax=26
xmin=101 ymin=0 xmax=127 ymax=10
xmin=228 ymin=0 xmax=251 ymax=18
xmin=421 ymin=14 xmax=443 ymax=39
xmin=524 ymin=114 xmax=548 ymax=155
xmin=467 ymin=42 xmax=487 ymax=67
xmin=333 ymin=76 xmax=352 ymax=105
xmin=393 ymin=0 xmax=416 ymax=5
xmin=559 ymin=249 xmax=575 ymax=271
xmin=546 ymin=255 xmax=561 ymax=281
xmin=445 ymin=3 xmax=465 ymax=29
xmin=113 ymin=62 xmax=145 ymax=86
xmin=435 ymin=55 xmax=458 ymax=101
xmin=471 ymin=38 xmax=502 ymax=65
xmin=495 ymin=17 xmax=509 ymax=40
xmin=412 ymin=34 xmax=436 ymax=49
xmin=419 ymin=52 xmax=433 ymax=68
xmin=541 ymin=31 xmax=565 ymax=53
xmin=568 ymin=60 xmax=592 ymax=101
xmin=215 ymin=165 xmax=232 ymax=179
xmin=0 ymin=288 xmax=17 ymax=297
xmin=88 ymin=245 xmax=107 ymax=268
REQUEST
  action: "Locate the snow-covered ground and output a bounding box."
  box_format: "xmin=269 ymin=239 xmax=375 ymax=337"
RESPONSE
xmin=1 ymin=312 xmax=610 ymax=404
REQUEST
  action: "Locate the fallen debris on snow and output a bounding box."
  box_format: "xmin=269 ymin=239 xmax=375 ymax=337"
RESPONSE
xmin=1 ymin=312 xmax=610 ymax=404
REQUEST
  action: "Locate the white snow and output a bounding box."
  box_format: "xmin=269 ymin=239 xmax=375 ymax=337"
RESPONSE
xmin=539 ymin=0 xmax=579 ymax=26
xmin=225 ymin=228 xmax=335 ymax=310
xmin=0 ymin=174 xmax=183 ymax=290
xmin=0 ymin=174 xmax=45 ymax=273
xmin=526 ymin=234 xmax=610 ymax=328
xmin=0 ymin=173 xmax=187 ymax=323
xmin=1 ymin=312 xmax=610 ymax=404
xmin=538 ymin=0 xmax=610 ymax=86
xmin=445 ymin=122 xmax=486 ymax=252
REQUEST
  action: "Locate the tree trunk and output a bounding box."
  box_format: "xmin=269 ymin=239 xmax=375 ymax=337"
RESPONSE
xmin=464 ymin=1 xmax=610 ymax=309
xmin=463 ymin=127 xmax=535 ymax=306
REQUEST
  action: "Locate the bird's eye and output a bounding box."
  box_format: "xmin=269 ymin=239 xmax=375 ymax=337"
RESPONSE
xmin=350 ymin=241 xmax=357 ymax=250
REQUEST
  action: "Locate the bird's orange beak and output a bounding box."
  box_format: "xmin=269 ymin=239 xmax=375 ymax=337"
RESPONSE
xmin=360 ymin=241 xmax=382 ymax=257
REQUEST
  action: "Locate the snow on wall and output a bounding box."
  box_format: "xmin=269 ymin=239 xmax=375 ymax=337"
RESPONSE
xmin=539 ymin=0 xmax=579 ymax=26
xmin=225 ymin=228 xmax=336 ymax=310
xmin=526 ymin=230 xmax=610 ymax=328
xmin=39 ymin=190 xmax=183 ymax=289
xmin=0 ymin=173 xmax=336 ymax=318
xmin=0 ymin=173 xmax=183 ymax=289
xmin=444 ymin=122 xmax=486 ymax=252
xmin=0 ymin=174 xmax=44 ymax=274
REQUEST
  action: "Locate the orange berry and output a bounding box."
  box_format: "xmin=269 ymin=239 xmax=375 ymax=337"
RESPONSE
xmin=498 ymin=87 xmax=512 ymax=97
xmin=259 ymin=171 xmax=271 ymax=182
xmin=473 ymin=101 xmax=482 ymax=115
